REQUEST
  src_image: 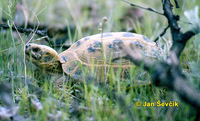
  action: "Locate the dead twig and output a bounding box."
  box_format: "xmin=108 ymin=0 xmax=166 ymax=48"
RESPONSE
xmin=121 ymin=0 xmax=200 ymax=111
xmin=0 ymin=22 xmax=46 ymax=36
xmin=162 ymin=0 xmax=198 ymax=58
xmin=154 ymin=24 xmax=170 ymax=42
xmin=122 ymin=0 xmax=164 ymax=15
xmin=174 ymin=0 xmax=180 ymax=8
xmin=0 ymin=21 xmax=76 ymax=46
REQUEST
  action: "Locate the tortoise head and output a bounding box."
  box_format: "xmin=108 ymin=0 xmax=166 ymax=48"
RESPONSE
xmin=25 ymin=43 xmax=62 ymax=72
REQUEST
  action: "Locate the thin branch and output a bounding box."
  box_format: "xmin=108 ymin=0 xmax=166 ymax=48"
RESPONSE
xmin=26 ymin=10 xmax=41 ymax=44
xmin=154 ymin=24 xmax=170 ymax=42
xmin=121 ymin=0 xmax=164 ymax=15
xmin=174 ymin=0 xmax=180 ymax=8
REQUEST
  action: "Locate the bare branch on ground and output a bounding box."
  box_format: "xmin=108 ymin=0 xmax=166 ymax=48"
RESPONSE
xmin=122 ymin=0 xmax=200 ymax=111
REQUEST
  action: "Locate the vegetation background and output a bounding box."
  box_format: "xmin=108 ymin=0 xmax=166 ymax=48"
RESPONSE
xmin=0 ymin=0 xmax=200 ymax=120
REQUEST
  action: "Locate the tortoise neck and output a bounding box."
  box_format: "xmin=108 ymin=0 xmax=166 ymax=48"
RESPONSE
xmin=46 ymin=58 xmax=63 ymax=73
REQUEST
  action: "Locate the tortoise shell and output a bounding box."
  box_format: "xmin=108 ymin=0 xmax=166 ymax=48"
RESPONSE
xmin=58 ymin=32 xmax=161 ymax=80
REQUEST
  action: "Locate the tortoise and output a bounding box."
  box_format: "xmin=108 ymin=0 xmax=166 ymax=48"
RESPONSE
xmin=25 ymin=32 xmax=161 ymax=83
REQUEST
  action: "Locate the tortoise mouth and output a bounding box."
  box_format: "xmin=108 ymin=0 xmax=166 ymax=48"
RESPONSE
xmin=25 ymin=50 xmax=40 ymax=61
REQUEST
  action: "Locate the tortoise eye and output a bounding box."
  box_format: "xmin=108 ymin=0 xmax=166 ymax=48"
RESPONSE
xmin=32 ymin=48 xmax=40 ymax=53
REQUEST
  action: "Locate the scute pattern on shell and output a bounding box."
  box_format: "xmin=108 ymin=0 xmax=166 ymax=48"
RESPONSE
xmin=58 ymin=32 xmax=161 ymax=80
